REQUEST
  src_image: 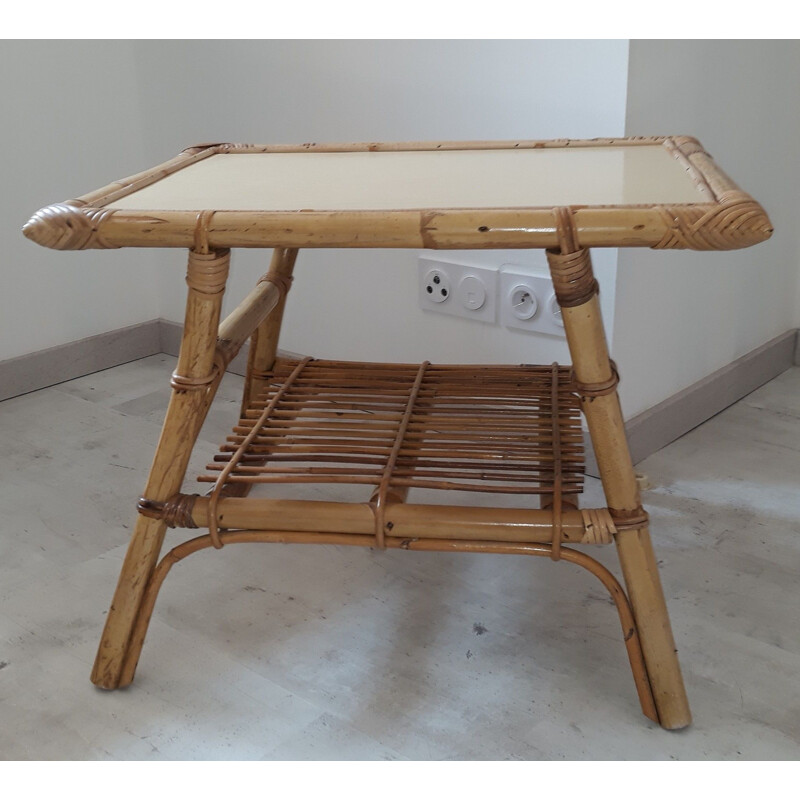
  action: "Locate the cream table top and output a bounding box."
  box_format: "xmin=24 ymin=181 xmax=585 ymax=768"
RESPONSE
xmin=107 ymin=146 xmax=706 ymax=212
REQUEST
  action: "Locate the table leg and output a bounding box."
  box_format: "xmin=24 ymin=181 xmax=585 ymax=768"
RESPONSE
xmin=209 ymin=247 xmax=300 ymax=503
xmin=547 ymin=244 xmax=691 ymax=730
xmin=241 ymin=247 xmax=298 ymax=414
xmin=91 ymin=248 xmax=230 ymax=689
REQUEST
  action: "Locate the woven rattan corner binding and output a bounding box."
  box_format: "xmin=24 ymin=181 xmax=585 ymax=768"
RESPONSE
xmin=24 ymin=137 xmax=773 ymax=730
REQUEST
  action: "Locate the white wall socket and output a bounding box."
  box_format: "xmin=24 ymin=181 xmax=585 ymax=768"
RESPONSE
xmin=419 ymin=258 xmax=496 ymax=323
xmin=499 ymin=266 xmax=564 ymax=337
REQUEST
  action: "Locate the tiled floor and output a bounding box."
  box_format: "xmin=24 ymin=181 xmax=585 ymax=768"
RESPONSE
xmin=1 ymin=356 xmax=798 ymax=759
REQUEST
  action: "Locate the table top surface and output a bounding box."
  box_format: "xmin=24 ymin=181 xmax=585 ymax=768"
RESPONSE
xmin=107 ymin=145 xmax=706 ymax=212
xmin=23 ymin=138 xmax=773 ymax=252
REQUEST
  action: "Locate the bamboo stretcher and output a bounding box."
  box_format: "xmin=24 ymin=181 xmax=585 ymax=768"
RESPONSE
xmin=23 ymin=137 xmax=773 ymax=730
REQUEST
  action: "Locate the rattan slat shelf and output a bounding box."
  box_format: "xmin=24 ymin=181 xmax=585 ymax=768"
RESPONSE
xmin=199 ymin=358 xmax=584 ymax=495
xmin=23 ymin=136 xmax=773 ymax=731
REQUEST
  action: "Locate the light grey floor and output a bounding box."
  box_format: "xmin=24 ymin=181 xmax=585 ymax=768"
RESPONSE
xmin=1 ymin=355 xmax=798 ymax=760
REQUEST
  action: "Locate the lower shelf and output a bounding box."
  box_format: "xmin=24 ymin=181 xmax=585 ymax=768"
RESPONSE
xmin=200 ymin=356 xmax=586 ymax=500
xmin=130 ymin=357 xmax=660 ymax=725
xmin=140 ymin=357 xmax=623 ymax=547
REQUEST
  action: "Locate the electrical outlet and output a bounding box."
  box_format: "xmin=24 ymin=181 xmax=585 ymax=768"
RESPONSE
xmin=421 ymin=265 xmax=451 ymax=303
xmin=499 ymin=266 xmax=565 ymax=337
xmin=419 ymin=258 xmax=496 ymax=323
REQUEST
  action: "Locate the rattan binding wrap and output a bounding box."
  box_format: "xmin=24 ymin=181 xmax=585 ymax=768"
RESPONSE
xmin=546 ymin=247 xmax=599 ymax=307
xmin=184 ymin=249 xmax=230 ymax=294
xmin=654 ymin=190 xmax=772 ymax=250
xmin=580 ymin=508 xmax=617 ymax=544
xmin=137 ymin=494 xmax=199 ymax=529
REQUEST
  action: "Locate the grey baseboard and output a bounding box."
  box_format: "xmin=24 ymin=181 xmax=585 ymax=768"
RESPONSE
xmin=0 ymin=320 xmax=162 ymax=402
xmin=626 ymin=329 xmax=797 ymax=465
xmin=584 ymin=328 xmax=799 ymax=475
xmin=3 ymin=322 xmax=798 ymax=471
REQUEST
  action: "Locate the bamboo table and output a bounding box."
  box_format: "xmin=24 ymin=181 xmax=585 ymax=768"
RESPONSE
xmin=24 ymin=137 xmax=772 ymax=730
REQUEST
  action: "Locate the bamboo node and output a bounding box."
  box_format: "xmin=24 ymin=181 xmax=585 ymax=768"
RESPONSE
xmin=572 ymin=360 xmax=620 ymax=399
xmin=552 ymin=206 xmax=578 ymax=253
xmin=257 ymin=272 xmax=293 ymax=296
xmin=420 ymin=211 xmax=439 ymax=249
xmin=170 ymin=368 xmax=217 ymax=391
xmin=609 ymin=506 xmax=650 ymax=531
xmin=669 ymin=136 xmax=705 ymax=156
xmin=193 ymin=210 xmax=217 ymax=253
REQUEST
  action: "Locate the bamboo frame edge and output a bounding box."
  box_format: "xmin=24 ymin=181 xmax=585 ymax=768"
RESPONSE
xmin=21 ymin=201 xmax=772 ymax=253
xmin=22 ymin=136 xmax=772 ymax=252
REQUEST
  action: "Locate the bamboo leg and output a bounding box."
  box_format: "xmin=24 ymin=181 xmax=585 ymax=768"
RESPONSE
xmin=241 ymin=247 xmax=298 ymax=413
xmin=91 ymin=248 xmax=230 ymax=689
xmin=220 ymin=248 xmax=299 ymax=501
xmin=547 ymin=242 xmax=691 ymax=730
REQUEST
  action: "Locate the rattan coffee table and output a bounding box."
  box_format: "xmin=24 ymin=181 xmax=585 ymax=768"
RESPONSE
xmin=24 ymin=137 xmax=772 ymax=730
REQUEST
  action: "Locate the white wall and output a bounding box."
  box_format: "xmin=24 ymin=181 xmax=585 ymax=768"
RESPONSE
xmin=131 ymin=40 xmax=628 ymax=365
xmin=12 ymin=41 xmax=796 ymax=417
xmin=2 ymin=41 xmax=160 ymax=362
xmin=7 ymin=41 xmax=628 ymax=370
xmin=615 ymin=40 xmax=800 ymax=418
